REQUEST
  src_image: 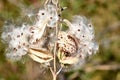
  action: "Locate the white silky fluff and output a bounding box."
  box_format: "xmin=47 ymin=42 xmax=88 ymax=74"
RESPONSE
xmin=69 ymin=16 xmax=99 ymax=56
xmin=60 ymin=16 xmax=99 ymax=71
xmin=1 ymin=1 xmax=59 ymax=61
xmin=37 ymin=3 xmax=58 ymax=28
xmin=2 ymin=24 xmax=30 ymax=60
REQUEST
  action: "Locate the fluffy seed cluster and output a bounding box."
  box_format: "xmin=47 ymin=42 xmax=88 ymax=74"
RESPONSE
xmin=36 ymin=2 xmax=58 ymax=28
xmin=1 ymin=1 xmax=58 ymax=61
xmin=1 ymin=0 xmax=98 ymax=69
xmin=57 ymin=16 xmax=98 ymax=69
xmin=2 ymin=25 xmax=29 ymax=60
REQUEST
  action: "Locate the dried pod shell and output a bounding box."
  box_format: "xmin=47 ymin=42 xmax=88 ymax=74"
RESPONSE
xmin=28 ymin=48 xmax=53 ymax=63
xmin=58 ymin=50 xmax=79 ymax=65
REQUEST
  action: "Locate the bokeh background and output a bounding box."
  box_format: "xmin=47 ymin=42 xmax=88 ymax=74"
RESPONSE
xmin=0 ymin=0 xmax=120 ymax=80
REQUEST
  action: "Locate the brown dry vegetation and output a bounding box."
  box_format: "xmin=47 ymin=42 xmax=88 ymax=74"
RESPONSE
xmin=0 ymin=0 xmax=120 ymax=80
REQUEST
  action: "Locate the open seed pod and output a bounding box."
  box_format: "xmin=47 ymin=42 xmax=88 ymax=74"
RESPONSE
xmin=57 ymin=16 xmax=98 ymax=70
xmin=57 ymin=31 xmax=79 ymax=54
xmin=63 ymin=16 xmax=98 ymax=56
xmin=57 ymin=31 xmax=81 ymax=66
xmin=57 ymin=49 xmax=79 ymax=65
xmin=28 ymin=48 xmax=53 ymax=64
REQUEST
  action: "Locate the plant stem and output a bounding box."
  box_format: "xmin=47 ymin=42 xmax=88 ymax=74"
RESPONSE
xmin=53 ymin=74 xmax=57 ymax=80
xmin=49 ymin=0 xmax=62 ymax=79
xmin=54 ymin=43 xmax=57 ymax=71
xmin=53 ymin=43 xmax=57 ymax=80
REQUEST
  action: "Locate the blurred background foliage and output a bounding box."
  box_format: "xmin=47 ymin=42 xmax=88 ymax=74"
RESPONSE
xmin=0 ymin=0 xmax=120 ymax=80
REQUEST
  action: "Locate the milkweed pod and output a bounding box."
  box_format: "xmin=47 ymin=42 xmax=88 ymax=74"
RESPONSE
xmin=28 ymin=48 xmax=53 ymax=63
xmin=45 ymin=0 xmax=58 ymax=6
xmin=60 ymin=57 xmax=79 ymax=65
xmin=57 ymin=31 xmax=78 ymax=54
xmin=57 ymin=49 xmax=79 ymax=65
xmin=28 ymin=54 xmax=53 ymax=63
xmin=52 ymin=0 xmax=58 ymax=6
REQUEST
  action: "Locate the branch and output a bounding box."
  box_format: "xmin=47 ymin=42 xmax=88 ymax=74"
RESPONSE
xmin=84 ymin=64 xmax=120 ymax=72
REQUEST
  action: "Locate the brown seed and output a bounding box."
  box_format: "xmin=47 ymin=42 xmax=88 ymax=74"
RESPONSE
xmin=65 ymin=52 xmax=70 ymax=57
xmin=33 ymin=42 xmax=36 ymax=44
xmin=89 ymin=24 xmax=91 ymax=27
xmin=64 ymin=44 xmax=66 ymax=47
xmin=8 ymin=35 xmax=10 ymax=37
xmin=49 ymin=27 xmax=52 ymax=29
xmin=13 ymin=48 xmax=17 ymax=51
xmin=60 ymin=36 xmax=63 ymax=39
xmin=21 ymin=33 xmax=23 ymax=35
xmin=50 ymin=17 xmax=53 ymax=19
xmin=36 ymin=39 xmax=39 ymax=42
xmin=79 ymin=55 xmax=82 ymax=58
xmin=18 ymin=45 xmax=21 ymax=48
xmin=67 ymin=35 xmax=71 ymax=39
xmin=78 ymin=29 xmax=80 ymax=31
xmin=89 ymin=49 xmax=92 ymax=52
xmin=42 ymin=13 xmax=44 ymax=15
xmin=17 ymin=35 xmax=20 ymax=38
xmin=58 ymin=14 xmax=61 ymax=17
xmin=31 ymin=31 xmax=34 ymax=33
xmin=23 ymin=43 xmax=26 ymax=46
